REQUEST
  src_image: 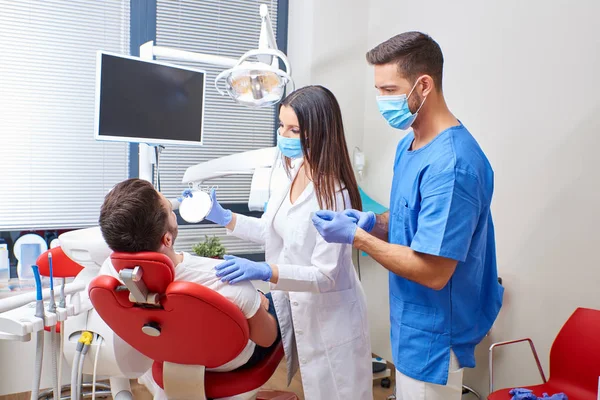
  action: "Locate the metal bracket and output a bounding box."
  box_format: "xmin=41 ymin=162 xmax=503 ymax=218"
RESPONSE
xmin=119 ymin=267 xmax=159 ymax=305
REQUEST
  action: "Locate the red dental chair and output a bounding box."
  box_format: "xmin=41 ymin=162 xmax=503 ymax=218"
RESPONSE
xmin=488 ymin=307 xmax=600 ymax=400
xmin=88 ymin=251 xmax=295 ymax=400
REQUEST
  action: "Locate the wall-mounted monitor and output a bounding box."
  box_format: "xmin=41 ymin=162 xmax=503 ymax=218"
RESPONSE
xmin=95 ymin=51 xmax=205 ymax=146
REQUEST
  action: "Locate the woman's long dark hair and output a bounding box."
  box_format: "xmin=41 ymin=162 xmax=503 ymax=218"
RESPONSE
xmin=279 ymin=85 xmax=362 ymax=211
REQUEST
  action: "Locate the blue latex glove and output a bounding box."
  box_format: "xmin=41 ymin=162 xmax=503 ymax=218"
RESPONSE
xmin=205 ymin=188 xmax=233 ymax=226
xmin=541 ymin=394 xmax=568 ymax=400
xmin=509 ymin=388 xmax=537 ymax=400
xmin=176 ymin=188 xmax=194 ymax=203
xmin=311 ymin=210 xmax=358 ymax=245
xmin=215 ymin=255 xmax=272 ymax=284
xmin=343 ymin=209 xmax=376 ymax=232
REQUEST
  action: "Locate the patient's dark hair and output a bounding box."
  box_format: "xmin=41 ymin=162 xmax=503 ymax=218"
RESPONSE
xmin=366 ymin=31 xmax=444 ymax=90
xmin=99 ymin=178 xmax=168 ymax=252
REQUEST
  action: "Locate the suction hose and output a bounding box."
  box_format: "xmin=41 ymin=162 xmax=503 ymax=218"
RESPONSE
xmin=57 ymin=324 xmax=64 ymax=398
xmin=30 ymin=265 xmax=44 ymax=400
xmin=47 ymin=253 xmax=59 ymax=400
xmin=71 ymin=342 xmax=83 ymax=400
xmin=31 ymin=330 xmax=44 ymax=400
xmin=51 ymin=326 xmax=59 ymax=400
xmin=77 ymin=345 xmax=88 ymax=398
xmin=72 ymin=331 xmax=92 ymax=400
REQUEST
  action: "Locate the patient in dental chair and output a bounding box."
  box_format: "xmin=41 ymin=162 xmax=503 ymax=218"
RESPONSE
xmin=97 ymin=178 xmax=280 ymax=394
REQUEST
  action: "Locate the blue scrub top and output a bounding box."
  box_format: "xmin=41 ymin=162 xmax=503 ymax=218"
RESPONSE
xmin=388 ymin=123 xmax=504 ymax=385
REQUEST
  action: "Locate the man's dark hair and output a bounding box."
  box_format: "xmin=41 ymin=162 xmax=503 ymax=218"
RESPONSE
xmin=366 ymin=31 xmax=444 ymax=90
xmin=99 ymin=178 xmax=168 ymax=253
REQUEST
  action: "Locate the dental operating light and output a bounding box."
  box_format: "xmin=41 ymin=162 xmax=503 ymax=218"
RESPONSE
xmin=213 ymin=4 xmax=293 ymax=107
xmin=147 ymin=4 xmax=292 ymax=109
xmin=215 ymin=48 xmax=293 ymax=108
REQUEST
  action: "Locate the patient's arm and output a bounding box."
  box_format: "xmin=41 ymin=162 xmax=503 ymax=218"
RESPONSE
xmin=247 ymin=306 xmax=278 ymax=348
xmin=258 ymin=292 xmax=270 ymax=311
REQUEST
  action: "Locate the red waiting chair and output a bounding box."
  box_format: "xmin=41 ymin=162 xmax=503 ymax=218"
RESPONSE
xmin=89 ymin=251 xmax=296 ymax=400
xmin=488 ymin=307 xmax=600 ymax=400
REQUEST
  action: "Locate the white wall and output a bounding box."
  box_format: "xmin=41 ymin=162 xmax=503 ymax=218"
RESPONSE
xmin=287 ymin=0 xmax=370 ymax=155
xmin=290 ymin=0 xmax=600 ymax=396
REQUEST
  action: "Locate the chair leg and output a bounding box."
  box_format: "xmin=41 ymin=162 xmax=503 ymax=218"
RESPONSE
xmin=109 ymin=377 xmax=133 ymax=399
xmin=461 ymin=384 xmax=481 ymax=399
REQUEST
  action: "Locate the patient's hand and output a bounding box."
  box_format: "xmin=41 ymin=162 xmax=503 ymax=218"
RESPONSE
xmin=259 ymin=292 xmax=270 ymax=311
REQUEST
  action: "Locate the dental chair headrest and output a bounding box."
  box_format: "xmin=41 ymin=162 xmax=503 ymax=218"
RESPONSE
xmin=110 ymin=251 xmax=175 ymax=294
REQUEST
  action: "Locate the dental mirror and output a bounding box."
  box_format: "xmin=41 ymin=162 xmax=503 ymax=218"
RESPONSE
xmin=179 ymin=190 xmax=213 ymax=223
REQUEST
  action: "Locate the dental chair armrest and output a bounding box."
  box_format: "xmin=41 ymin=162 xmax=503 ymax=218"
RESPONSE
xmin=488 ymin=338 xmax=547 ymax=394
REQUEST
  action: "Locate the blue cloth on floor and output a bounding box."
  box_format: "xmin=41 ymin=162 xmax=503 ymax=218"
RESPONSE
xmin=509 ymin=388 xmax=568 ymax=400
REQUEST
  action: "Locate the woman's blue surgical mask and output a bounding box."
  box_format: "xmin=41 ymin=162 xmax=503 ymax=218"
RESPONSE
xmin=376 ymin=78 xmax=426 ymax=130
xmin=277 ymin=131 xmax=303 ymax=159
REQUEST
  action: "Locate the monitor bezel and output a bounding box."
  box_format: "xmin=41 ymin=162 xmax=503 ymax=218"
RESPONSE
xmin=94 ymin=50 xmax=206 ymax=147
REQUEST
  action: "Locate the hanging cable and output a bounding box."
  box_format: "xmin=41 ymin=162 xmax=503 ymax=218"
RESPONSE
xmin=91 ymin=335 xmax=104 ymax=400
xmin=57 ymin=322 xmax=64 ymax=397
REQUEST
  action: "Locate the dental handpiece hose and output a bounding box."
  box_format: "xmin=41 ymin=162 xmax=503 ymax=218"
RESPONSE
xmin=48 ymin=253 xmax=60 ymax=400
xmin=59 ymin=277 xmax=66 ymax=308
xmin=57 ymin=277 xmax=66 ymax=394
xmin=48 ymin=253 xmax=56 ymax=313
xmin=31 ymin=265 xmax=45 ymax=400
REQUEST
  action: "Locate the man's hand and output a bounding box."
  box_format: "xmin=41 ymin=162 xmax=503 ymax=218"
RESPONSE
xmin=343 ymin=209 xmax=376 ymax=232
xmin=311 ymin=210 xmax=359 ymax=244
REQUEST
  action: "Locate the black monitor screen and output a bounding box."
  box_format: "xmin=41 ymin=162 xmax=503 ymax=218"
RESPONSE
xmin=96 ymin=52 xmax=205 ymax=145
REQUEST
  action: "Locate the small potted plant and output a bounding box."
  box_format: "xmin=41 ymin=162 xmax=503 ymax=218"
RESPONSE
xmin=192 ymin=235 xmax=226 ymax=259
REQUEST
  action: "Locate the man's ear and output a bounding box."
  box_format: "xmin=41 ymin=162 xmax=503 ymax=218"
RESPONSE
xmin=420 ymin=75 xmax=435 ymax=98
xmin=161 ymin=231 xmax=173 ymax=248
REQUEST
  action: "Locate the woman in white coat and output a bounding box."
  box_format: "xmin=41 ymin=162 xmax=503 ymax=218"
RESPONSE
xmin=205 ymin=86 xmax=372 ymax=399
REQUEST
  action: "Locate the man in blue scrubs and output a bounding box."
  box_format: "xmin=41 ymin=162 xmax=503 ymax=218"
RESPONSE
xmin=312 ymin=32 xmax=504 ymax=399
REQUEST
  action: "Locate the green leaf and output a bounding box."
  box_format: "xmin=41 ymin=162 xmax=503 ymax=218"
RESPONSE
xmin=192 ymin=235 xmax=226 ymax=258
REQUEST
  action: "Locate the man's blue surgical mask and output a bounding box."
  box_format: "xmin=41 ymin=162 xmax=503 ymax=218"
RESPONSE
xmin=277 ymin=131 xmax=303 ymax=159
xmin=376 ymin=78 xmax=427 ymax=130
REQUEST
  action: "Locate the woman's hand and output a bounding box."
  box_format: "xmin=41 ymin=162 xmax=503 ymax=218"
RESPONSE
xmin=343 ymin=209 xmax=376 ymax=232
xmin=215 ymin=255 xmax=272 ymax=284
xmin=205 ymin=189 xmax=233 ymax=226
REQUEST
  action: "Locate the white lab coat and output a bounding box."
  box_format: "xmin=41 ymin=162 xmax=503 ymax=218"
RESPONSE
xmin=229 ymin=168 xmax=373 ymax=400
